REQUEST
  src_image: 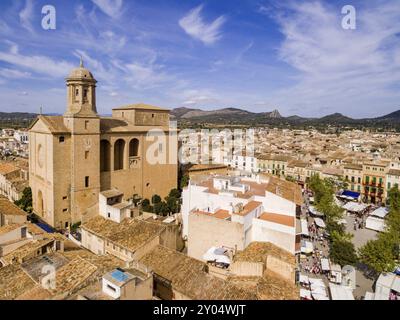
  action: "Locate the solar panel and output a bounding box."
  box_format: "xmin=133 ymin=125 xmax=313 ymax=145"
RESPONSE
xmin=111 ymin=269 xmax=128 ymax=282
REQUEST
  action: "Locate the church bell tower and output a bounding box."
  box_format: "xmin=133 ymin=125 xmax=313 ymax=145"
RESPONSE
xmin=63 ymin=58 xmax=101 ymax=224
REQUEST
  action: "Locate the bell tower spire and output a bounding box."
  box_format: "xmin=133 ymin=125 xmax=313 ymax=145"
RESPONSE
xmin=64 ymin=58 xmax=98 ymax=118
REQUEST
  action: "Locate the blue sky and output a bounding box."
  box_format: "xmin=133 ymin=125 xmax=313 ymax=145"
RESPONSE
xmin=0 ymin=0 xmax=399 ymax=117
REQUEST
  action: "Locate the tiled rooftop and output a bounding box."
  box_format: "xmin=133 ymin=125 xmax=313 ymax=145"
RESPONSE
xmin=82 ymin=216 xmax=165 ymax=252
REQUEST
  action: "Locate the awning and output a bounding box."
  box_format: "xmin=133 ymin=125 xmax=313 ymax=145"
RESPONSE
xmin=366 ymin=216 xmax=386 ymax=232
xmin=301 ymin=219 xmax=309 ymax=236
xmin=342 ymin=190 xmax=360 ymax=199
xmin=392 ymin=277 xmax=400 ymax=293
xmin=202 ymin=247 xmax=231 ymax=264
xmin=312 ymin=293 xmax=330 ymax=300
xmin=314 ymin=218 xmax=326 ymax=228
xmin=301 ymin=240 xmax=314 ymax=254
xmin=299 ymin=274 xmax=310 ymax=284
xmin=370 ymin=207 xmax=389 ymax=218
xmin=342 ymin=202 xmax=368 ymax=213
xmin=300 ymin=289 xmax=312 ymax=300
xmin=329 ymin=283 xmax=355 ymax=300
xmin=321 ymin=258 xmax=330 ymax=271
xmin=309 ymin=206 xmax=324 ymax=217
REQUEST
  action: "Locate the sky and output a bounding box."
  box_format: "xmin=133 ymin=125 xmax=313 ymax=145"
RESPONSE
xmin=0 ymin=0 xmax=399 ymax=118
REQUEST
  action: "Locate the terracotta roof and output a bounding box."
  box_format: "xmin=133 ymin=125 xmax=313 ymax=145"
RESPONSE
xmin=0 ymin=264 xmax=36 ymax=300
xmin=0 ymin=197 xmax=28 ymax=216
xmin=258 ymin=212 xmax=295 ymax=227
xmin=139 ymin=245 xmax=257 ymax=300
xmin=100 ymin=117 xmax=172 ymax=133
xmin=344 ymin=163 xmax=363 ymax=170
xmin=388 ymin=169 xmax=400 ymax=176
xmin=193 ymin=209 xmax=231 ymax=220
xmin=81 ymin=216 xmax=165 ymax=252
xmin=36 ymin=116 xmax=71 ymax=134
xmin=234 ymin=201 xmax=262 ymax=216
xmin=0 ymin=163 xmax=19 ymax=175
xmin=112 ymin=103 xmax=169 ymax=111
xmin=233 ymin=241 xmax=295 ymax=266
xmin=212 ymin=209 xmax=230 ymax=219
xmin=0 ymin=223 xmax=21 ymax=236
xmin=227 ymin=271 xmax=299 ymax=300
xmin=50 ymin=257 xmax=97 ymax=296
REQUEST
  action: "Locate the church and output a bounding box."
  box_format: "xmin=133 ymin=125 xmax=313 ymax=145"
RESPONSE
xmin=29 ymin=61 xmax=178 ymax=229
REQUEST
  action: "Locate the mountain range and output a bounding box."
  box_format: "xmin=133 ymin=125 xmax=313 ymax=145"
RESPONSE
xmin=1 ymin=108 xmax=400 ymax=129
xmin=171 ymin=107 xmax=400 ymax=127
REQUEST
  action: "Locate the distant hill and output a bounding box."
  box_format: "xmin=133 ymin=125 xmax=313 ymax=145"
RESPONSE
xmin=0 ymin=112 xmax=38 ymax=120
xmin=172 ymin=106 xmax=400 ymax=129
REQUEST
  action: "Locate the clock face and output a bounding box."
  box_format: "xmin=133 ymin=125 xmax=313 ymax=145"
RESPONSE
xmin=38 ymin=144 xmax=44 ymax=168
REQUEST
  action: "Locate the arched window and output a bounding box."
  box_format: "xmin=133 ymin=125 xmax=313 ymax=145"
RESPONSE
xmin=37 ymin=190 xmax=44 ymax=217
xmin=114 ymin=139 xmax=125 ymax=170
xmin=129 ymin=138 xmax=139 ymax=157
xmin=100 ymin=140 xmax=111 ymax=172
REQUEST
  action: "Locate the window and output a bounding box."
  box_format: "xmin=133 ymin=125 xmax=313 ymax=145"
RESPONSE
xmin=107 ymin=284 xmax=116 ymax=292
xmin=65 ymin=222 xmax=69 ymax=228
xmin=85 ymin=176 xmax=90 ymax=188
xmin=107 ymin=212 xmax=111 ymax=218
xmin=63 ymin=196 xmax=67 ymax=200
xmin=63 ymin=208 xmax=68 ymax=212
xmin=85 ymin=151 xmax=89 ymax=159
xmin=83 ymin=89 xmax=88 ymax=98
xmin=75 ymin=88 xmax=79 ymax=96
xmin=85 ymin=120 xmax=89 ymax=129
xmin=59 ymin=136 xmax=65 ymax=143
xmin=152 ymin=113 xmax=155 ymax=118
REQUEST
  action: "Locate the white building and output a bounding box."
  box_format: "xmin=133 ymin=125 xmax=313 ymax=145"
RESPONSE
xmin=229 ymin=154 xmax=258 ymax=173
xmin=99 ymin=189 xmax=134 ymax=223
xmin=181 ymin=174 xmax=302 ymax=259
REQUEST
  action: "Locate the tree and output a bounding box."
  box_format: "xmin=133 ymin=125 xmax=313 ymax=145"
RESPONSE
xmin=154 ymin=201 xmax=169 ymax=216
xmin=359 ymin=233 xmax=398 ymax=273
xmin=388 ymin=187 xmax=400 ymax=212
xmin=141 ymin=199 xmax=152 ymax=213
xmin=330 ymin=238 xmax=358 ymax=266
xmin=168 ymin=188 xmax=181 ymax=199
xmin=180 ymin=175 xmax=190 ymax=189
xmin=151 ymin=194 xmax=161 ymax=205
xmin=164 ymin=188 xmax=181 ymax=214
xmin=359 ymin=187 xmax=400 ymax=273
xmin=14 ymin=187 xmax=32 ymax=213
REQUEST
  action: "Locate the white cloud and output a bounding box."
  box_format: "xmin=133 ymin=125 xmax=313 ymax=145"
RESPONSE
xmin=19 ymin=0 xmax=35 ymax=33
xmin=179 ymin=4 xmax=226 ymax=45
xmin=264 ymin=1 xmax=400 ymax=117
xmin=0 ymin=68 xmax=31 ymax=79
xmin=91 ymin=0 xmax=123 ymax=19
xmin=0 ymin=44 xmax=75 ymax=78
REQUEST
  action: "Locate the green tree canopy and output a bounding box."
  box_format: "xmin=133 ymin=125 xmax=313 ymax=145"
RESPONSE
xmin=330 ymin=238 xmax=358 ymax=267
xmin=151 ymin=194 xmax=162 ymax=205
xmin=14 ymin=187 xmax=32 ymax=213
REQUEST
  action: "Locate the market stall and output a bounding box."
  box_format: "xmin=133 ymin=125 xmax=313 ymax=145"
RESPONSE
xmin=314 ymin=218 xmax=326 ymax=228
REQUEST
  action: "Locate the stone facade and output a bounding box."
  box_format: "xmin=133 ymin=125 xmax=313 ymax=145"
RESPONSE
xmin=29 ymin=63 xmax=177 ymax=229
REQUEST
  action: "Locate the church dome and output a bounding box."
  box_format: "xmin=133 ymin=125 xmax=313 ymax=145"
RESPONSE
xmin=67 ymin=58 xmax=95 ymax=80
